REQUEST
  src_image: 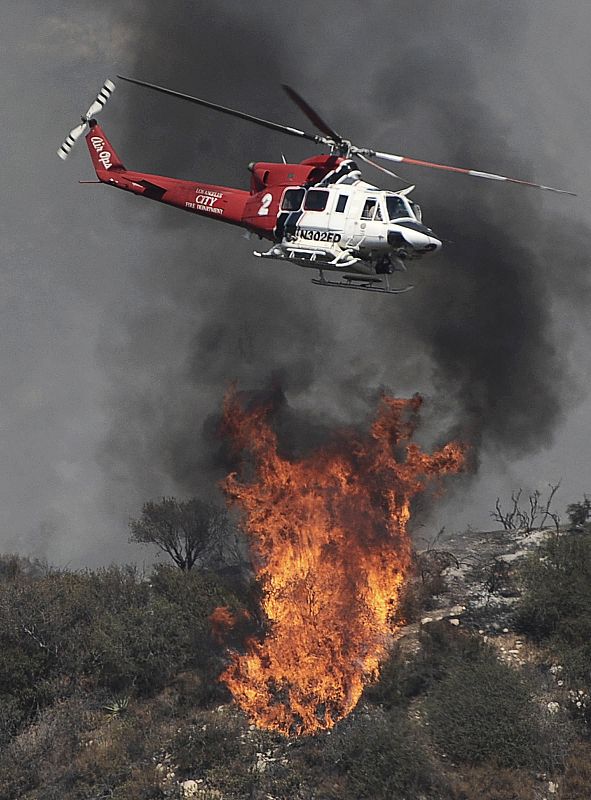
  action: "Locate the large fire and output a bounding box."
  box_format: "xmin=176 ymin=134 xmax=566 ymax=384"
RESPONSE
xmin=216 ymin=388 xmax=465 ymax=736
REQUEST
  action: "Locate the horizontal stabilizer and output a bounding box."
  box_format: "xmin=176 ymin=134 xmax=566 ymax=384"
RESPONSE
xmin=136 ymin=179 xmax=167 ymax=200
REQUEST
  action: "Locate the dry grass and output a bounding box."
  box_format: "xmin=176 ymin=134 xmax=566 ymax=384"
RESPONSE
xmin=560 ymin=742 xmax=591 ymax=799
xmin=448 ymin=766 xmax=540 ymax=799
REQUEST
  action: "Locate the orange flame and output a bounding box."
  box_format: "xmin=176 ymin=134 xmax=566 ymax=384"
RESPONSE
xmin=217 ymin=388 xmax=465 ymax=736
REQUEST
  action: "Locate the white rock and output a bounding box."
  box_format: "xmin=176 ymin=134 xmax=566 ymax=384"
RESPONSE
xmin=548 ymin=781 xmax=557 ymax=794
xmin=254 ymin=753 xmax=268 ymax=773
xmin=421 ymin=617 xmax=433 ymax=625
xmin=181 ymin=780 xmax=201 ymax=798
xmin=448 ymin=604 xmax=465 ymax=615
xmin=449 ymin=618 xmax=460 ymax=626
xmin=547 ymin=702 xmax=560 ymax=714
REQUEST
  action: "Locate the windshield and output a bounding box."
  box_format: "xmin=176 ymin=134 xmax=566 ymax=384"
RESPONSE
xmin=386 ymin=196 xmax=412 ymax=221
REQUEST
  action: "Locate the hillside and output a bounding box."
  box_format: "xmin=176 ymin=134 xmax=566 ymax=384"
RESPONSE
xmin=1 ymin=522 xmax=590 ymax=800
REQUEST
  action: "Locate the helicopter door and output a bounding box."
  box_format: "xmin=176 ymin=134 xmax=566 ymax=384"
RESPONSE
xmin=328 ymin=192 xmax=349 ymax=242
xmin=291 ymin=189 xmax=332 ymax=245
xmin=347 ymin=194 xmax=385 ymax=247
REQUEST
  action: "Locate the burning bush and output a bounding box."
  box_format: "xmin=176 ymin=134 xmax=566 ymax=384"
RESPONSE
xmin=217 ymin=388 xmax=465 ymax=735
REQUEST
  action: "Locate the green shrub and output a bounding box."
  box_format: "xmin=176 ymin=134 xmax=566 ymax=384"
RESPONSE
xmin=424 ymin=650 xmax=543 ymax=768
xmin=366 ymin=621 xmax=484 ymax=710
xmin=0 ymin=561 xmax=248 ymax=753
xmin=149 ymin=564 xmax=244 ymax=620
xmin=321 ymin=711 xmax=446 ymax=800
xmin=567 ymin=497 xmax=591 ymax=529
xmin=515 ymin=532 xmax=591 ymax=686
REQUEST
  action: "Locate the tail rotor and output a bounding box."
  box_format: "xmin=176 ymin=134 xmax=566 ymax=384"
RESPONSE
xmin=57 ymin=79 xmax=115 ymax=160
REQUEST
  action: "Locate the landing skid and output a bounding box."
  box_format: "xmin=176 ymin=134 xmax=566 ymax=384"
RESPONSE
xmin=311 ymin=273 xmax=414 ymax=295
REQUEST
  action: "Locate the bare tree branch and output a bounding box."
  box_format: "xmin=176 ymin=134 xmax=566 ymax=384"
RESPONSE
xmin=491 ymin=484 xmax=561 ymax=533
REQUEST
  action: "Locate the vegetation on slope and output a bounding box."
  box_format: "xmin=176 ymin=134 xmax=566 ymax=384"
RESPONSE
xmin=1 ymin=497 xmax=590 ymax=799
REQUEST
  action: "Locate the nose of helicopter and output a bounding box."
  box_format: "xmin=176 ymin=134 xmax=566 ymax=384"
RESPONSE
xmin=388 ymin=222 xmax=442 ymax=254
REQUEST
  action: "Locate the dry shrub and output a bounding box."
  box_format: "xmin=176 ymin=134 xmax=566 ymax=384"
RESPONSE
xmin=0 ymin=695 xmax=178 ymax=800
xmin=73 ymin=700 xmax=175 ymax=790
xmin=0 ymin=697 xmax=95 ymax=798
xmin=449 ymin=766 xmax=539 ymax=800
xmin=111 ymin=763 xmax=167 ymax=800
xmin=173 ymin=710 xmax=260 ymax=797
xmin=71 ymin=726 xmax=130 ymax=788
xmin=560 ymin=742 xmax=591 ymax=799
xmin=395 ymin=545 xmax=458 ymax=623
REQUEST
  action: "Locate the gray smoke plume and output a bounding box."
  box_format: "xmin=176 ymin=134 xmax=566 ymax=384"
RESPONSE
xmin=5 ymin=0 xmax=588 ymax=565
xmin=93 ymin=0 xmax=589 ymax=515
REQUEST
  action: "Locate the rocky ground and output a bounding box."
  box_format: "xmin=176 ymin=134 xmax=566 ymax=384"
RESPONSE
xmin=417 ymin=525 xmax=554 ymax=628
xmin=390 ymin=524 xmax=586 ymax=800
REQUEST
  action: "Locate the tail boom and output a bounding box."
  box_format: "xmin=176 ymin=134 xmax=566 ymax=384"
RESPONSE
xmin=85 ymin=123 xmax=249 ymax=225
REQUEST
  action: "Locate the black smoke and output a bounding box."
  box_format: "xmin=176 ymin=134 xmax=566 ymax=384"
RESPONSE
xmin=92 ymin=1 xmax=589 ymax=511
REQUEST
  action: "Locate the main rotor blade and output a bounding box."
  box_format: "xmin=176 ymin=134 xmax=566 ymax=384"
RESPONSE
xmin=118 ymin=76 xmax=324 ymax=145
xmin=282 ymin=84 xmax=343 ymax=142
xmin=368 ymin=150 xmax=576 ymax=196
xmin=356 ymin=153 xmax=404 ymax=182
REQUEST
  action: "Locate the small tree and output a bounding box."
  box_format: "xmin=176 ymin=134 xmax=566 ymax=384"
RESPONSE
xmin=129 ymin=497 xmax=229 ymax=571
xmin=567 ymin=496 xmax=591 ymax=529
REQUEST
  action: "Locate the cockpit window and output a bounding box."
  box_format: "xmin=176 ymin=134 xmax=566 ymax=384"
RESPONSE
xmin=411 ymin=202 xmax=422 ymax=222
xmin=386 ymin=196 xmax=411 ymax=220
xmin=304 ymin=189 xmax=329 ymax=211
xmin=281 ymin=188 xmax=305 ymax=211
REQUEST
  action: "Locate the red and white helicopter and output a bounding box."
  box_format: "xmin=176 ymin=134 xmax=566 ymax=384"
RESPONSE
xmin=58 ymin=78 xmax=574 ymax=294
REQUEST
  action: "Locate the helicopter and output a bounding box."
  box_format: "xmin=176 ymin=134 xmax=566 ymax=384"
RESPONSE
xmin=58 ymin=78 xmax=575 ymax=295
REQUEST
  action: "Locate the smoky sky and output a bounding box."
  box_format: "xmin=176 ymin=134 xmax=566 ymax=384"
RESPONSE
xmin=95 ymin=1 xmax=589 ymax=496
xmin=2 ymin=1 xmax=591 ymax=565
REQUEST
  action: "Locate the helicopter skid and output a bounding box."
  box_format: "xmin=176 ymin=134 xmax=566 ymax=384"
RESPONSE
xmin=311 ymin=274 xmax=414 ymax=295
